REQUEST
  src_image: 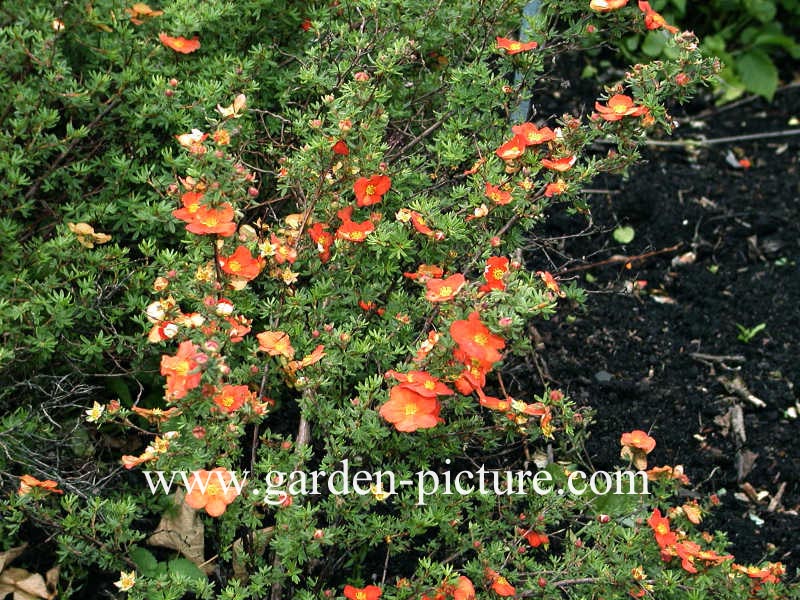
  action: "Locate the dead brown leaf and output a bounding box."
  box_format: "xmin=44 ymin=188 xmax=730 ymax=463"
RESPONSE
xmin=0 ymin=567 xmax=50 ymax=599
xmin=147 ymin=489 xmax=209 ymax=573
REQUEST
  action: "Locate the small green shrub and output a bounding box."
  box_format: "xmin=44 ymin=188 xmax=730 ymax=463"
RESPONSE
xmin=618 ymin=0 xmax=800 ymax=100
xmin=0 ymin=1 xmax=793 ymax=599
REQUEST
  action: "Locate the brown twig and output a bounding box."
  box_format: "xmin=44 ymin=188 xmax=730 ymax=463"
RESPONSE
xmin=558 ymin=243 xmax=683 ymax=274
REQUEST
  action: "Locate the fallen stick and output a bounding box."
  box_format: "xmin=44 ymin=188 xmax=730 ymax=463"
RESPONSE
xmin=718 ymin=375 xmax=767 ymax=408
xmin=690 ymin=352 xmax=746 ymax=363
xmin=559 ymin=243 xmax=683 ymax=274
xmin=767 ymin=482 xmax=787 ymax=513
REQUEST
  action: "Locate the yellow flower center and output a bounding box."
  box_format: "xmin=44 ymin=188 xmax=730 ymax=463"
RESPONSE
xmin=404 ymin=403 xmax=418 ymax=416
xmin=356 ymin=593 xmax=367 ymax=600
xmin=473 ymin=333 xmax=488 ymax=346
xmin=492 ymin=268 xmax=504 ymax=279
xmin=174 ymin=359 xmax=190 ymax=376
xmin=221 ymin=395 xmax=234 ymax=407
xmin=202 ymin=215 xmax=219 ymax=227
xmin=350 ymin=232 xmax=364 ymax=240
xmin=510 ymin=42 xmax=521 ymax=51
xmin=365 ymin=184 xmax=376 ymax=196
xmin=439 ymin=286 xmax=453 ymax=297
xmin=206 ymin=482 xmax=221 ymax=497
xmin=228 ymin=260 xmax=241 ymax=272
xmin=424 ymin=380 xmax=435 ymax=390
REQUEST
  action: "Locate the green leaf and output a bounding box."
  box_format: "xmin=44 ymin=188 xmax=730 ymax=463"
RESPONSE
xmin=670 ymin=0 xmax=687 ymax=16
xmin=613 ymin=226 xmax=635 ymax=244
xmin=736 ymin=49 xmax=778 ymax=100
xmin=168 ymin=558 xmax=206 ymax=581
xmin=130 ymin=547 xmax=158 ymax=577
xmin=753 ymin=32 xmax=800 ymax=57
xmin=641 ymin=31 xmax=667 ymax=57
xmin=744 ymin=0 xmax=777 ymax=22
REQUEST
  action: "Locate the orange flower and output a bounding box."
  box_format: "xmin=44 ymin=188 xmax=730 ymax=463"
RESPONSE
xmin=332 ymin=140 xmax=349 ymax=155
xmin=183 ymin=467 xmax=240 ymax=517
xmin=454 ymin=357 xmax=490 ymax=395
xmin=130 ymin=406 xmax=182 ymax=423
xmin=479 ymin=256 xmax=509 ymax=292
xmin=647 ymin=508 xmax=677 ymax=548
xmin=646 ymin=465 xmax=689 ymax=485
xmin=638 ymin=1 xmax=678 ymax=33
xmin=511 ymin=122 xmax=556 ymax=146
xmin=379 ymin=386 xmax=442 ymax=432
xmin=121 ymin=452 xmax=156 ymax=470
xmin=485 ymin=569 xmax=516 ymax=597
xmin=354 ymin=175 xmax=391 ymax=207
xmin=540 ymin=155 xmax=576 ymax=172
xmin=385 ymin=370 xmax=454 ymax=397
xmin=590 ymin=0 xmax=629 ymax=12
xmin=213 ymin=384 xmax=253 ymax=413
xmin=519 ymin=528 xmax=549 ymax=548
xmin=270 ymin=233 xmax=298 ymax=265
xmin=172 ymin=191 xmax=204 ymax=223
xmin=476 ymin=388 xmax=510 ymax=412
xmin=485 ymin=182 xmax=512 ymax=205
xmin=308 ymin=222 xmax=333 ymax=262
xmin=544 ymin=179 xmax=568 ymax=197
xmin=453 ymin=576 xmax=475 ymax=600
xmin=126 ymin=3 xmax=163 ymax=25
xmin=673 ymin=540 xmax=702 ymax=573
xmin=343 ymin=585 xmax=382 ymax=600
xmin=425 ymin=273 xmax=466 ymax=303
xmin=226 ymin=315 xmax=252 ymax=343
xmin=159 ymin=32 xmax=201 ymax=54
xmin=594 ymin=94 xmax=648 ymax=122
xmin=404 ymin=264 xmax=444 ymax=281
xmin=219 ymin=245 xmax=264 ymax=280
xmin=18 ymin=475 xmax=63 ymax=496
xmin=495 ymin=135 xmax=527 ymax=161
xmin=450 ymin=311 xmax=505 ymax=364
xmin=496 ymin=37 xmax=538 ymax=55
xmin=286 ymin=344 xmax=326 ymax=373
xmin=620 ymin=430 xmax=656 ymax=453
xmin=410 ymin=211 xmax=435 ymax=236
xmin=336 ymin=217 xmax=375 ymax=242
xmin=536 ymin=270 xmax=564 ymax=296
xmin=732 ymin=562 xmax=784 ymax=586
xmin=256 ymin=330 xmax=295 ymax=360
xmin=160 ymin=340 xmax=202 ymax=400
xmin=184 ymin=203 xmax=237 ymax=237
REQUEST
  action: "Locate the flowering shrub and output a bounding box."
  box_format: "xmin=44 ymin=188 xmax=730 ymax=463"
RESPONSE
xmin=0 ymin=1 xmax=793 ymax=599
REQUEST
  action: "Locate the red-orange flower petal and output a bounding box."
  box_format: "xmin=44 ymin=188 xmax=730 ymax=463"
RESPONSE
xmin=495 ymin=135 xmax=527 ymax=161
xmin=354 ymin=175 xmax=391 ymax=207
xmin=425 ymin=273 xmax=466 ymax=303
xmin=621 ymin=429 xmax=656 ymax=453
xmin=378 ymin=387 xmax=442 ymax=432
xmin=485 ymin=182 xmax=513 ymax=205
xmin=496 ymin=36 xmax=538 ymax=55
xmin=183 ymin=467 xmax=240 ymax=517
xmin=511 ymin=122 xmax=556 ymax=146
xmin=590 ymin=0 xmax=629 ymax=12
xmin=450 ymin=311 xmax=505 ymax=364
xmin=159 ymin=32 xmax=201 ymax=54
xmin=540 ymin=155 xmax=576 ymax=172
xmin=343 ymin=585 xmax=382 ymax=600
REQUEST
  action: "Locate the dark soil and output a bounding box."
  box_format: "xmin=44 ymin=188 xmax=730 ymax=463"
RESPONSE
xmin=528 ymin=82 xmax=800 ymax=579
